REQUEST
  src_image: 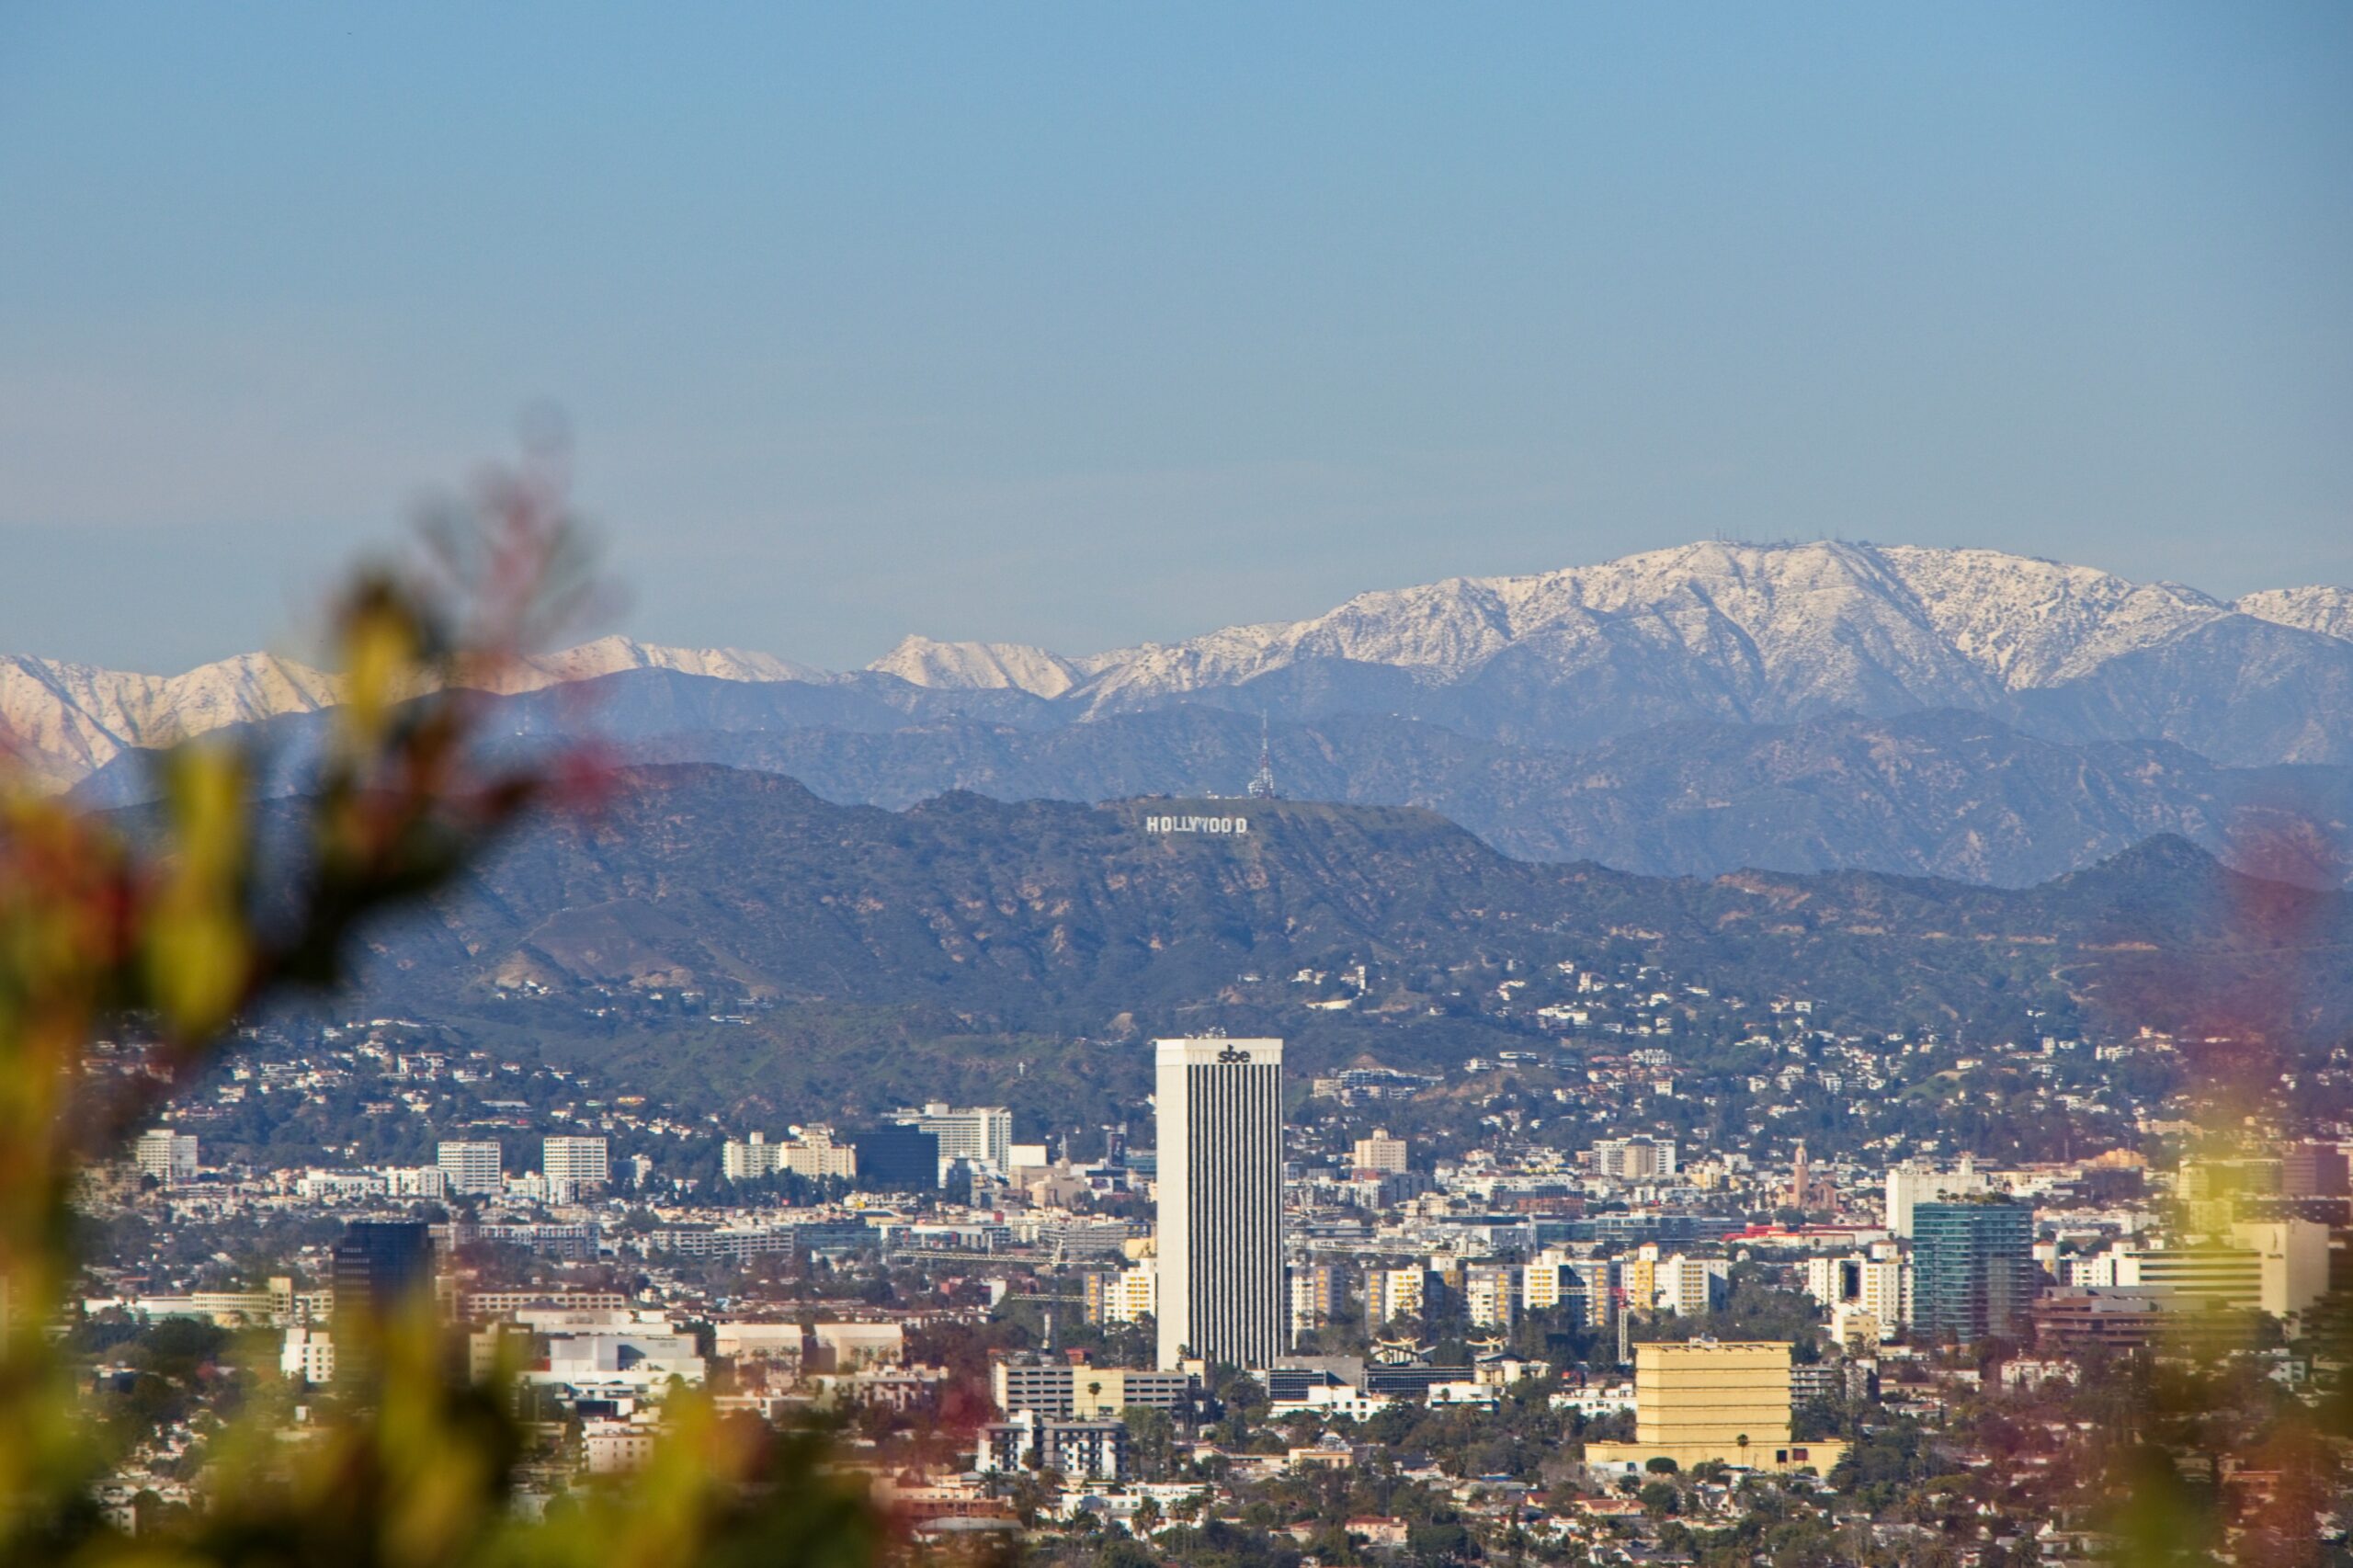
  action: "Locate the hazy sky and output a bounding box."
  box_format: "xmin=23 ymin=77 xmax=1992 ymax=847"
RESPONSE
xmin=3 ymin=5 xmax=2348 ymax=673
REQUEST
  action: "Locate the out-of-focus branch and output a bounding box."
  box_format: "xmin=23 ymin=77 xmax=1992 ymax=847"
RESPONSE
xmin=0 ymin=444 xmax=902 ymax=1568
xmin=0 ymin=447 xmax=620 ymax=1559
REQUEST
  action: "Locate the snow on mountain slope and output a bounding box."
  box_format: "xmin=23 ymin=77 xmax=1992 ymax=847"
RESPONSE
xmin=1876 ymin=547 xmax=2227 ymax=687
xmin=0 ymin=652 xmax=342 ymax=790
xmin=8 ymin=542 xmax=2351 ymax=789
xmin=0 ymin=637 xmax=824 ymax=789
xmin=495 ymin=635 xmax=826 ymax=691
xmin=2238 ymin=585 xmax=2353 ymax=644
xmin=867 ymin=636 xmax=1088 ymax=698
xmin=1058 ymin=540 xmax=2250 ymax=712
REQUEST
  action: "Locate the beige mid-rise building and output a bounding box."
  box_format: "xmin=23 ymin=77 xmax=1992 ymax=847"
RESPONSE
xmin=1082 ymin=1258 xmax=1160 ymax=1325
xmin=1367 ymin=1267 xmax=1433 ymax=1326
xmin=1523 ymin=1250 xmax=1611 ymax=1326
xmin=1618 ymin=1244 xmax=1660 ymax=1312
xmin=1289 ymin=1260 xmax=1348 ymax=1341
xmin=1586 ymin=1341 xmax=1847 ymax=1475
xmin=1350 ymin=1129 xmax=1409 ymax=1174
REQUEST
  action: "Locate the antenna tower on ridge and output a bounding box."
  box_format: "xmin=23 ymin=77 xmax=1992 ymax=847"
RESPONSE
xmin=1246 ymin=713 xmax=1279 ymax=801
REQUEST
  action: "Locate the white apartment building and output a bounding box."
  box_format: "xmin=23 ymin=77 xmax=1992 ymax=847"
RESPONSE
xmin=281 ymin=1325 xmax=335 ymax=1383
xmin=1654 ymin=1255 xmax=1730 ymax=1316
xmin=1154 ymin=1038 xmax=1285 ymax=1369
xmin=1551 ymin=1382 xmax=1637 ymax=1417
xmin=724 ymin=1126 xmax=858 ymax=1182
xmin=1588 ymin=1137 xmax=1677 ymax=1181
xmin=383 ymin=1165 xmax=449 ymax=1199
xmin=2063 ymin=1249 xmax=2120 ymax=1288
xmin=975 ymin=1410 xmax=1130 ymax=1481
xmin=135 ymin=1130 xmax=199 ymax=1187
xmin=891 ymin=1104 xmax=1014 ymax=1177
xmin=1269 ymin=1382 xmax=1394 ymax=1421
xmin=1885 ymin=1155 xmax=1986 ymax=1237
xmin=1350 ymin=1129 xmax=1409 ymax=1174
xmin=1464 ymin=1265 xmax=1517 ymax=1329
xmin=722 ymin=1134 xmax=780 ymax=1181
xmin=1523 ymin=1250 xmax=1612 ymax=1327
xmin=295 ymin=1169 xmax=383 ymax=1201
xmin=1105 ymin=1260 xmax=1159 ymax=1325
xmin=542 ymin=1136 xmax=611 ymax=1196
xmin=438 ymin=1141 xmax=503 ymax=1196
xmin=1802 ymin=1244 xmax=1907 ymax=1339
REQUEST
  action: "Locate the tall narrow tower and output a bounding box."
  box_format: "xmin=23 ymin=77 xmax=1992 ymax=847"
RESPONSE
xmin=1246 ymin=715 xmax=1279 ymax=801
xmin=1154 ymin=1038 xmax=1285 ymax=1370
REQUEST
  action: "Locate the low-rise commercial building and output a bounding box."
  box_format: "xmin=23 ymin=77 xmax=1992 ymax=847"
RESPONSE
xmin=992 ymin=1361 xmax=1191 ymax=1418
xmin=1585 ymin=1341 xmax=1847 ymax=1475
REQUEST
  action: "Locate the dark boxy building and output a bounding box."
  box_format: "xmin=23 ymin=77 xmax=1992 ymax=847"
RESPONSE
xmin=847 ymin=1126 xmax=942 ymax=1192
xmin=2284 ymin=1141 xmax=2350 ymax=1199
xmin=332 ymin=1220 xmax=433 ymax=1316
xmin=1912 ymin=1200 xmax=2037 ymax=1344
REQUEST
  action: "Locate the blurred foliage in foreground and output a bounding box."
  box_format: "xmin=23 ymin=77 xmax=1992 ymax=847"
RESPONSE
xmin=0 ymin=455 xmax=887 ymax=1567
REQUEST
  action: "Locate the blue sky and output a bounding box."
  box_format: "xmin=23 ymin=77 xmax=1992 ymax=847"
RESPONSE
xmin=2 ymin=4 xmax=2348 ymax=672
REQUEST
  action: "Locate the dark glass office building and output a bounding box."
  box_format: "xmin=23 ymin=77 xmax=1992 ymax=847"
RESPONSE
xmin=847 ymin=1126 xmax=942 ymax=1191
xmin=331 ymin=1220 xmax=434 ymax=1316
xmin=1912 ymin=1200 xmax=2036 ymax=1343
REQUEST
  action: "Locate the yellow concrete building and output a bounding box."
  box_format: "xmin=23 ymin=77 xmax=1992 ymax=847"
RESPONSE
xmin=1081 ymin=1258 xmax=1158 ymax=1325
xmin=1617 ymin=1244 xmax=1659 ymax=1312
xmin=1585 ymin=1341 xmax=1847 ymax=1475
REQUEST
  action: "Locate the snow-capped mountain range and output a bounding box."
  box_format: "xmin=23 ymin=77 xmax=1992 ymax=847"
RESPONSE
xmin=14 ymin=541 xmax=2353 ymax=888
xmin=876 ymin=540 xmax=2353 ymax=708
xmin=12 ymin=541 xmax=2353 ymax=791
xmin=0 ymin=637 xmax=822 ymax=791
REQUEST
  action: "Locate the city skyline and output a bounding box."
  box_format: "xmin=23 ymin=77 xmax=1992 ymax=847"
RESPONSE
xmin=8 ymin=6 xmax=2350 ymax=1556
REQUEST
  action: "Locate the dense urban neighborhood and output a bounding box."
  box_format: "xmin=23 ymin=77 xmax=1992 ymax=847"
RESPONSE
xmin=68 ymin=925 xmax=2353 ymax=1564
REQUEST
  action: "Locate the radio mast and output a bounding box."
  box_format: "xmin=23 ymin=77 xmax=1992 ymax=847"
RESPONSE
xmin=1246 ymin=714 xmax=1279 ymax=800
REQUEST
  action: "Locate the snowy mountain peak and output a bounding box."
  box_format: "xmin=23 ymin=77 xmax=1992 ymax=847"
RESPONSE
xmin=497 ymin=635 xmax=826 ymax=692
xmin=2236 ymin=585 xmax=2353 ymax=644
xmin=868 ymin=635 xmax=1086 ymax=699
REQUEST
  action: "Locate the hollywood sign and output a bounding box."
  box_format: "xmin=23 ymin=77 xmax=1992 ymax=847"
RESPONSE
xmin=1142 ymin=814 xmax=1252 ymax=835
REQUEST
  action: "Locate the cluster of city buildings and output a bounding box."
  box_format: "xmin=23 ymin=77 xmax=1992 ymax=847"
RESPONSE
xmin=74 ymin=1009 xmax=2353 ymax=1554
xmin=136 ymin=1128 xmax=620 ymax=1206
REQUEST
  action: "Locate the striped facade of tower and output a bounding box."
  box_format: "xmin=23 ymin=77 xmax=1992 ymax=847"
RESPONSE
xmin=1154 ymin=1038 xmax=1285 ymax=1370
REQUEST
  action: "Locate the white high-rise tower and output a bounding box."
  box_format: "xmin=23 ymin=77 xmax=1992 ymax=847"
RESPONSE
xmin=1154 ymin=1037 xmax=1284 ymax=1370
